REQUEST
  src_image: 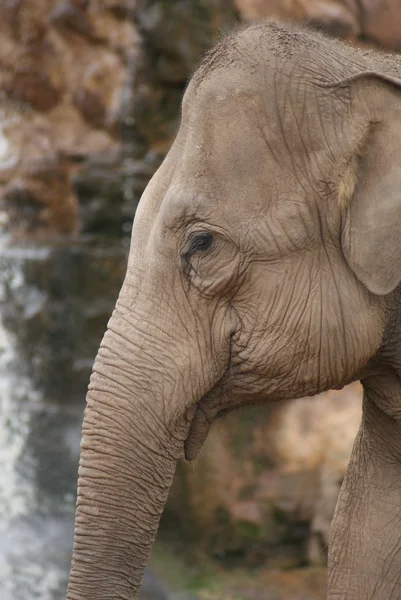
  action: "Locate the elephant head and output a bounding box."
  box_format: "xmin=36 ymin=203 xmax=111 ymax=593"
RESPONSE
xmin=67 ymin=23 xmax=401 ymax=600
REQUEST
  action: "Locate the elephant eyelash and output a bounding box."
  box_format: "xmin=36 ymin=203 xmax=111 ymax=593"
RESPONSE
xmin=188 ymin=232 xmax=214 ymax=254
xmin=182 ymin=232 xmax=215 ymax=273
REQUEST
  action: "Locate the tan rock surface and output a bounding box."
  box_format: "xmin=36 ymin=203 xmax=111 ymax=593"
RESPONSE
xmin=0 ymin=0 xmax=138 ymax=236
xmin=236 ymin=0 xmax=401 ymax=48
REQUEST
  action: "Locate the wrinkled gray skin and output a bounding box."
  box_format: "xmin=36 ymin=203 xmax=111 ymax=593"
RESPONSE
xmin=67 ymin=22 xmax=401 ymax=600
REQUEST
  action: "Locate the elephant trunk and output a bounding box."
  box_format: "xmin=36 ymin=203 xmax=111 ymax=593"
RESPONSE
xmin=66 ymin=293 xmax=194 ymax=600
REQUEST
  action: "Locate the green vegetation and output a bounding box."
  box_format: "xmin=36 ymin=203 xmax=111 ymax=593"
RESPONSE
xmin=151 ymin=538 xmax=327 ymax=600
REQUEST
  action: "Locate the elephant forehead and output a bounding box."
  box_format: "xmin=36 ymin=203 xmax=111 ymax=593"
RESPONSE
xmin=157 ymin=59 xmax=343 ymax=236
xmin=203 ymin=50 xmax=350 ymax=163
xmin=187 ymin=67 xmax=333 ymax=176
xmin=158 ymin=146 xmax=272 ymax=231
xmin=159 ymin=115 xmax=302 ymax=229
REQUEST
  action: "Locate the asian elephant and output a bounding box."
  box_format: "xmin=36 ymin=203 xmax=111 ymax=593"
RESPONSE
xmin=67 ymin=21 xmax=401 ymax=600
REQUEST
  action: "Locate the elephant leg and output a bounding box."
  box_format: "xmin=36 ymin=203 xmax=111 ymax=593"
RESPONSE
xmin=328 ymin=387 xmax=401 ymax=599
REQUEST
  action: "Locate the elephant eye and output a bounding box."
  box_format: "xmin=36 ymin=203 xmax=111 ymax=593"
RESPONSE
xmin=188 ymin=232 xmax=214 ymax=254
xmin=182 ymin=232 xmax=214 ymax=271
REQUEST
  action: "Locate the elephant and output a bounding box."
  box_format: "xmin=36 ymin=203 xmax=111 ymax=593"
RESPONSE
xmin=66 ymin=21 xmax=401 ymax=600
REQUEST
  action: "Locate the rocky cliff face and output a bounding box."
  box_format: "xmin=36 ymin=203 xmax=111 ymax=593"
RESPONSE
xmin=0 ymin=0 xmax=138 ymax=236
xmin=236 ymin=0 xmax=401 ymax=47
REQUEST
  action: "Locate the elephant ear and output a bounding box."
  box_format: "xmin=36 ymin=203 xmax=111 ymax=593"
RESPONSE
xmin=340 ymin=72 xmax=401 ymax=296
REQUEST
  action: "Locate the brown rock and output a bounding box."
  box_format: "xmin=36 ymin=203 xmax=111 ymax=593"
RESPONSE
xmin=49 ymin=0 xmax=93 ymax=36
xmin=103 ymin=0 xmax=136 ymax=19
xmin=236 ymin=0 xmax=401 ymax=49
xmin=269 ymin=383 xmax=362 ymax=563
xmin=5 ymin=67 xmax=60 ymax=111
xmin=3 ymin=0 xmax=47 ymax=45
xmin=1 ymin=181 xmax=43 ymax=232
xmin=0 ymin=0 xmax=135 ymax=236
xmin=1 ymin=0 xmax=23 ymax=38
xmin=297 ymin=0 xmax=360 ymax=38
xmin=235 ymin=0 xmax=291 ymax=20
xmin=73 ymin=87 xmax=106 ymax=129
xmin=1 ymin=155 xmax=79 ymax=235
xmin=236 ymin=0 xmax=360 ymax=38
xmin=360 ymin=0 xmax=401 ymax=48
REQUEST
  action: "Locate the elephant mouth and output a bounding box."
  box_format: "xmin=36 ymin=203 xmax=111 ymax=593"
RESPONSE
xmin=184 ymin=385 xmax=267 ymax=460
xmin=184 ymin=369 xmax=248 ymax=461
xmin=184 ymin=404 xmax=213 ymax=461
xmin=184 ymin=394 xmax=237 ymax=461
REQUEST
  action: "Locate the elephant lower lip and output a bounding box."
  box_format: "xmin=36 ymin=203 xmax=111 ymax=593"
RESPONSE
xmin=184 ymin=387 xmax=237 ymax=460
xmin=184 ymin=402 xmax=235 ymax=461
xmin=184 ymin=405 xmax=212 ymax=461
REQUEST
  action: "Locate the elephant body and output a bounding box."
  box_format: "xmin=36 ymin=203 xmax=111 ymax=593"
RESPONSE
xmin=67 ymin=22 xmax=401 ymax=600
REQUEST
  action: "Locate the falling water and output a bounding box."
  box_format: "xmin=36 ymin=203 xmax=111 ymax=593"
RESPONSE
xmin=0 ymin=238 xmax=127 ymax=599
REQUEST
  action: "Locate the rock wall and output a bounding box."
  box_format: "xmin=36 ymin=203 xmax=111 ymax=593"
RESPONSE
xmin=0 ymin=0 xmax=138 ymax=236
xmin=236 ymin=0 xmax=401 ymax=47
